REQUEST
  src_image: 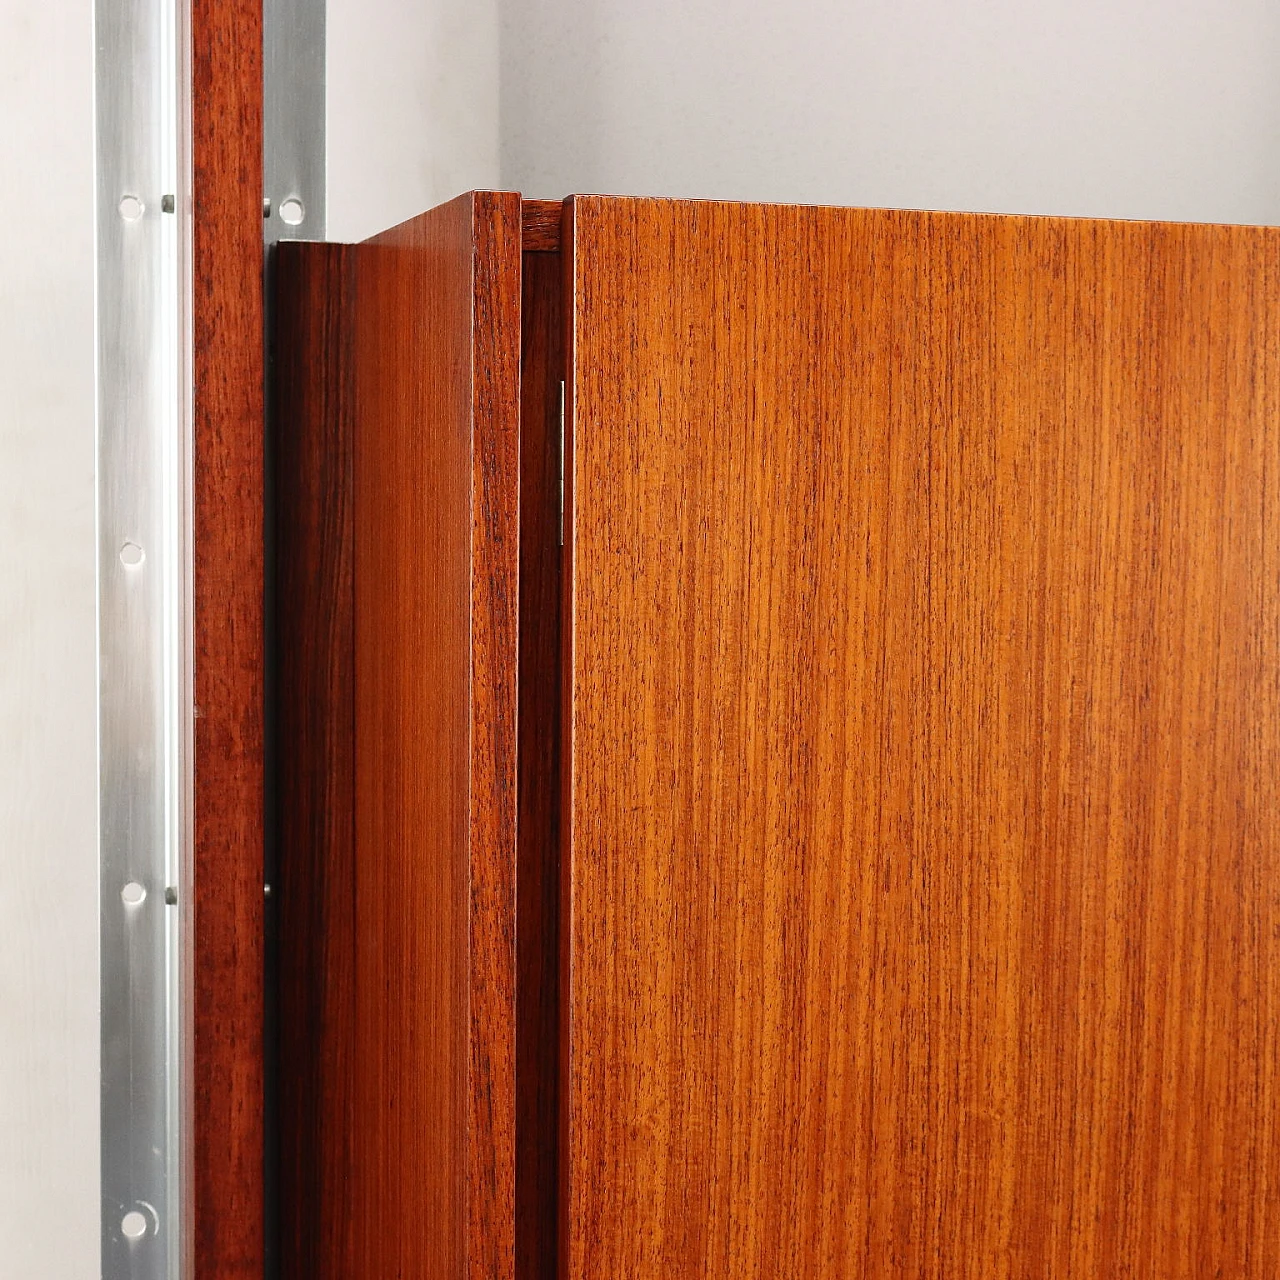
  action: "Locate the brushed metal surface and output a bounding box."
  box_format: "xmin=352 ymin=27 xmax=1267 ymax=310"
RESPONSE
xmin=265 ymin=0 xmax=326 ymax=244
xmin=96 ymin=0 xmax=192 ymax=1275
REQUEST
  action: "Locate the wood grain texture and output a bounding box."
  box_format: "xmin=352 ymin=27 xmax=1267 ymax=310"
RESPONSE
xmin=517 ymin=247 xmax=566 ymax=1280
xmin=523 ymin=199 xmax=564 ymax=252
xmin=272 ymin=242 xmax=356 ymax=1280
xmin=191 ymin=0 xmax=264 ymax=1274
xmin=354 ymin=192 xmax=521 ymax=1280
xmin=562 ymin=197 xmax=1280 ymax=1278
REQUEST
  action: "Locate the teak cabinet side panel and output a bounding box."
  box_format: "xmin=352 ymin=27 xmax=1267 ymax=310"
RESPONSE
xmin=354 ymin=192 xmax=521 ymax=1280
xmin=562 ymin=198 xmax=1280 ymax=1278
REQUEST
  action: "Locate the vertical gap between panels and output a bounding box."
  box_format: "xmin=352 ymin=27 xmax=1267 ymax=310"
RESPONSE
xmin=263 ymin=2 xmax=325 ymax=1278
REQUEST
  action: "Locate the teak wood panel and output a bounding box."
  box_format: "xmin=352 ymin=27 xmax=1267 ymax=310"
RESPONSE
xmin=273 ymin=242 xmax=356 ymax=1280
xmin=191 ymin=0 xmax=264 ymax=1273
xmin=354 ymin=193 xmax=521 ymax=1280
xmin=562 ymin=198 xmax=1280 ymax=1278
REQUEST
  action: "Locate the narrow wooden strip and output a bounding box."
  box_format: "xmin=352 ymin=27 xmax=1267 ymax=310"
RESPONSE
xmin=466 ymin=189 xmax=522 ymax=1280
xmin=191 ymin=0 xmax=264 ymax=1273
xmin=523 ymin=199 xmax=564 ymax=252
xmin=557 ymin=193 xmax=578 ymax=1280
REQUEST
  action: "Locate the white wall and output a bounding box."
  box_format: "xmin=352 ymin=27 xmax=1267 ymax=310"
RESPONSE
xmin=329 ymin=1 xmax=1280 ymax=238
xmin=326 ymin=0 xmax=501 ymax=241
xmin=0 ymin=3 xmax=100 ymax=1277
xmin=499 ymin=0 xmax=1280 ymax=224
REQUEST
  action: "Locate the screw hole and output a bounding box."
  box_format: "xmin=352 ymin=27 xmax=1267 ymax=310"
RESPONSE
xmin=278 ymin=197 xmax=305 ymax=226
xmin=118 ymin=195 xmax=144 ymax=222
xmin=119 ymin=541 xmax=145 ymax=568
xmin=121 ymin=881 xmax=147 ymax=907
xmin=121 ymin=1210 xmax=148 ymax=1241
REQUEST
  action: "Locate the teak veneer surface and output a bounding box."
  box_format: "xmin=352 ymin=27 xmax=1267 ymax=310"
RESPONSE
xmin=191 ymin=0 xmax=264 ymax=1273
xmin=354 ymin=193 xmax=521 ymax=1280
xmin=562 ymin=198 xmax=1280 ymax=1278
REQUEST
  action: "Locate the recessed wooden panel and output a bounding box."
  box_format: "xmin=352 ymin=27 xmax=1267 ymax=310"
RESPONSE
xmin=516 ymin=242 xmax=566 ymax=1280
xmin=354 ymin=193 xmax=521 ymax=1280
xmin=562 ymin=198 xmax=1280 ymax=1278
xmin=523 ymin=199 xmax=564 ymax=252
xmin=273 ymin=241 xmax=357 ymax=1280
